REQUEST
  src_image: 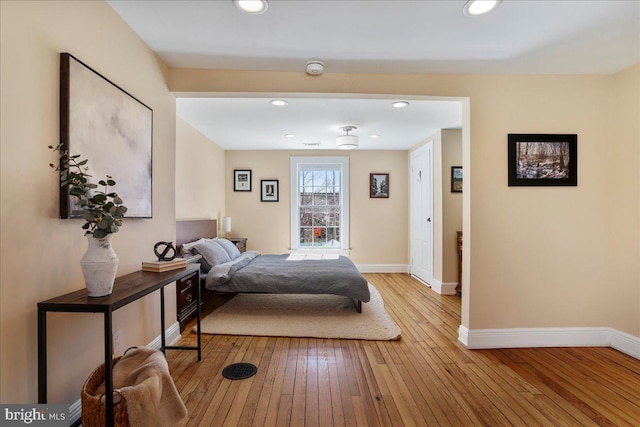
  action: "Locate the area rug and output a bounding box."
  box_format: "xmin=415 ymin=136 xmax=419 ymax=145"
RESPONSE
xmin=194 ymin=284 xmax=401 ymax=340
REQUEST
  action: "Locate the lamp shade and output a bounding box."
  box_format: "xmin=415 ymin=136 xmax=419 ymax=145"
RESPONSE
xmin=336 ymin=126 xmax=359 ymax=150
xmin=222 ymin=217 xmax=232 ymax=233
xmin=336 ymin=134 xmax=359 ymax=150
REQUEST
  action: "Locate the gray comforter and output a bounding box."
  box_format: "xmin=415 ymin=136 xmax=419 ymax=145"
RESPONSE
xmin=204 ymin=253 xmax=370 ymax=302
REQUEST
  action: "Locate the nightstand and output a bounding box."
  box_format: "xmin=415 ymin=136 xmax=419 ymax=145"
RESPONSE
xmin=177 ymin=268 xmax=199 ymax=332
xmin=227 ymin=237 xmax=247 ymax=253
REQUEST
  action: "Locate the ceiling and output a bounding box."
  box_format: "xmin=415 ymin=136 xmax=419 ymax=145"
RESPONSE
xmin=107 ymin=1 xmax=639 ymax=150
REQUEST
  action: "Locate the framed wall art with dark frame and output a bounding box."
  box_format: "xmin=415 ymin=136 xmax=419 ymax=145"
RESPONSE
xmin=59 ymin=53 xmax=153 ymax=218
xmin=451 ymin=166 xmax=463 ymax=193
xmin=261 ymin=180 xmax=279 ymax=202
xmin=508 ymin=134 xmax=577 ymax=187
xmin=370 ymin=173 xmax=389 ymax=198
xmin=234 ymin=169 xmax=252 ymax=192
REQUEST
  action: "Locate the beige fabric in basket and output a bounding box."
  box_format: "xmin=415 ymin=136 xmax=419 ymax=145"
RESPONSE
xmin=95 ymin=347 xmax=187 ymax=427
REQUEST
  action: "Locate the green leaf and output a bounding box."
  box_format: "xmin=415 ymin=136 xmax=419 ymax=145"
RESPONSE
xmin=97 ymin=221 xmax=109 ymax=230
xmin=98 ymin=180 xmax=107 ymax=186
xmin=107 ymin=179 xmax=116 ymax=186
xmin=113 ymin=196 xmax=123 ymax=205
xmin=110 ymin=225 xmax=119 ymax=233
xmin=93 ymin=229 xmax=107 ymax=238
xmin=82 ymin=223 xmax=90 ymax=230
xmin=77 ymin=160 xmax=88 ymax=166
xmin=90 ymin=194 xmax=107 ymax=204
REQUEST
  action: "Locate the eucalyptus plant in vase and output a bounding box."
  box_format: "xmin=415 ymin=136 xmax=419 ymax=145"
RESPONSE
xmin=49 ymin=144 xmax=128 ymax=296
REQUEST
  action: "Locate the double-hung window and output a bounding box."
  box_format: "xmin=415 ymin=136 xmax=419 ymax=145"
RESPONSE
xmin=290 ymin=157 xmax=349 ymax=253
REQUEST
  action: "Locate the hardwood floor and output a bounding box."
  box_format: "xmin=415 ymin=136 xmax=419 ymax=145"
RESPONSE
xmin=166 ymin=273 xmax=640 ymax=426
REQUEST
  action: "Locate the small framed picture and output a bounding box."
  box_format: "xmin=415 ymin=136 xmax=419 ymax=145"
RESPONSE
xmin=508 ymin=134 xmax=577 ymax=186
xmin=451 ymin=166 xmax=463 ymax=193
xmin=234 ymin=169 xmax=252 ymax=192
xmin=261 ymin=179 xmax=279 ymax=202
xmin=370 ymin=173 xmax=389 ymax=198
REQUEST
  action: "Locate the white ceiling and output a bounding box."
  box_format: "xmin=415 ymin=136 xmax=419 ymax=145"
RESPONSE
xmin=107 ymin=0 xmax=639 ymax=150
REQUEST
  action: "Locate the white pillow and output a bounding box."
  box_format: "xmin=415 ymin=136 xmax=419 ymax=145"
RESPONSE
xmin=212 ymin=238 xmax=242 ymax=260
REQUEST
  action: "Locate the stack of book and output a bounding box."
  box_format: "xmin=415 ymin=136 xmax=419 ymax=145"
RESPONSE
xmin=142 ymin=258 xmax=187 ymax=272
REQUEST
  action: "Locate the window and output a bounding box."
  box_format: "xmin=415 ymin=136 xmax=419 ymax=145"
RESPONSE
xmin=290 ymin=157 xmax=349 ymax=253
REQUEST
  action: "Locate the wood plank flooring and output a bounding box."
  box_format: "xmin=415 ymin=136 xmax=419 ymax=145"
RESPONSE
xmin=166 ymin=273 xmax=640 ymax=426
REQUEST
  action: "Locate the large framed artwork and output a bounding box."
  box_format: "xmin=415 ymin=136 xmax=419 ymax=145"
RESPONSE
xmin=59 ymin=53 xmax=153 ymax=218
xmin=508 ymin=134 xmax=577 ymax=187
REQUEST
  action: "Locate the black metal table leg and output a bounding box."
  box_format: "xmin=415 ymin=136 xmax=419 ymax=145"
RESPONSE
xmin=104 ymin=310 xmax=114 ymax=427
xmin=37 ymin=308 xmax=47 ymax=403
xmin=160 ymin=287 xmax=166 ymax=354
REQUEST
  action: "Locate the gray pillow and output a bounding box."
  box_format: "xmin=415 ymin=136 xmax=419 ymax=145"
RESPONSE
xmin=193 ymin=240 xmax=231 ymax=272
xmin=213 ymin=238 xmax=241 ymax=260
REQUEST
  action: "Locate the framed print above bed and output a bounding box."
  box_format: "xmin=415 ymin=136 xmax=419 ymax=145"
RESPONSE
xmin=261 ymin=179 xmax=279 ymax=202
xmin=234 ymin=169 xmax=252 ymax=192
xmin=59 ymin=53 xmax=153 ymax=218
xmin=508 ymin=134 xmax=577 ymax=186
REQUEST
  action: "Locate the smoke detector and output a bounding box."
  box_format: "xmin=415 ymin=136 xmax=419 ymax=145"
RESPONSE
xmin=306 ymin=60 xmax=325 ymax=76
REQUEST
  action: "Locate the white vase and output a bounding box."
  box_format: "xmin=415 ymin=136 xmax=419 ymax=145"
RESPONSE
xmin=81 ymin=234 xmax=119 ymax=297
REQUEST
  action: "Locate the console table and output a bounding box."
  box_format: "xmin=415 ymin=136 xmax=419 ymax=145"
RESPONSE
xmin=37 ymin=264 xmax=201 ymax=427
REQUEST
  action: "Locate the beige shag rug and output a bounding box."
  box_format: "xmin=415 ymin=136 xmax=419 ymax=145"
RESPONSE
xmin=195 ymin=284 xmax=401 ymax=340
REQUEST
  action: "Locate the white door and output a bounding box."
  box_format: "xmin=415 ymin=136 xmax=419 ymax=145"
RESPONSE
xmin=410 ymin=143 xmax=433 ymax=285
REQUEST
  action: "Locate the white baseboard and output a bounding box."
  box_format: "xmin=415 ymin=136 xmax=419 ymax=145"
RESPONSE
xmin=356 ymin=264 xmax=409 ymax=273
xmin=458 ymin=326 xmax=640 ymax=360
xmin=70 ymin=321 xmax=182 ymax=426
xmin=429 ymin=279 xmax=458 ymax=295
xmin=148 ymin=321 xmax=182 ymax=349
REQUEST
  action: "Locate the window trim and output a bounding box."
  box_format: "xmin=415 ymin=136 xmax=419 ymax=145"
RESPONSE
xmin=290 ymin=156 xmax=350 ymax=254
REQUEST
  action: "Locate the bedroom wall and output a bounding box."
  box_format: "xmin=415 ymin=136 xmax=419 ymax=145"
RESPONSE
xmin=169 ymin=66 xmax=640 ymax=338
xmin=224 ymin=150 xmax=409 ymax=266
xmin=175 ymin=116 xmax=226 ymax=224
xmin=1 ymin=1 xmax=177 ymax=404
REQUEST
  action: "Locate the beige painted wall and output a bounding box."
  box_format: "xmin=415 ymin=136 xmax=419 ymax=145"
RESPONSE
xmin=171 ymin=66 xmax=640 ymax=336
xmin=175 ymin=116 xmax=226 ymax=224
xmin=224 ymin=150 xmax=408 ymax=265
xmin=1 ymin=1 xmax=176 ymax=404
xmin=442 ymin=129 xmax=463 ymax=284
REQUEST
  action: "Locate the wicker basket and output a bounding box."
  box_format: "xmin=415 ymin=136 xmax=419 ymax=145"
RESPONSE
xmin=81 ymin=356 xmax=129 ymax=427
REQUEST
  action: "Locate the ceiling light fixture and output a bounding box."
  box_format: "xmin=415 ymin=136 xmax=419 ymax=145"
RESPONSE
xmin=336 ymin=126 xmax=359 ymax=150
xmin=306 ymin=60 xmax=325 ymax=76
xmin=392 ymin=101 xmax=410 ymax=108
xmin=233 ymin=0 xmax=268 ymax=15
xmin=370 ymin=134 xmax=380 ymax=139
xmin=463 ymin=0 xmax=501 ymax=17
xmin=284 ymin=134 xmax=295 ymax=138
xmin=270 ymin=99 xmax=288 ymax=106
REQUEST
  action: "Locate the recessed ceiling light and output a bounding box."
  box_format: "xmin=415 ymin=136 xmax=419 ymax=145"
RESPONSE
xmin=463 ymin=0 xmax=501 ymax=17
xmin=270 ymin=99 xmax=288 ymax=106
xmin=392 ymin=101 xmax=410 ymax=108
xmin=233 ymin=0 xmax=268 ymax=15
xmin=284 ymin=134 xmax=295 ymax=138
xmin=370 ymin=134 xmax=380 ymax=139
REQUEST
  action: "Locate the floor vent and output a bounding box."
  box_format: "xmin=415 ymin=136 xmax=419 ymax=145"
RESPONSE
xmin=222 ymin=363 xmax=257 ymax=380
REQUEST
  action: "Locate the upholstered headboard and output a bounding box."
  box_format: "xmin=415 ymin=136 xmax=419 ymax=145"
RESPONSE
xmin=176 ymin=219 xmax=217 ymax=251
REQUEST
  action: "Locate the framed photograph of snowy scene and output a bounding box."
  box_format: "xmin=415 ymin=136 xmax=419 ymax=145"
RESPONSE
xmin=508 ymin=134 xmax=577 ymax=187
xmin=370 ymin=173 xmax=389 ymax=198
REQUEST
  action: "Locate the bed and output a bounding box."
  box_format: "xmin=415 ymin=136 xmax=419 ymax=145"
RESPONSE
xmin=176 ymin=220 xmax=370 ymax=312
